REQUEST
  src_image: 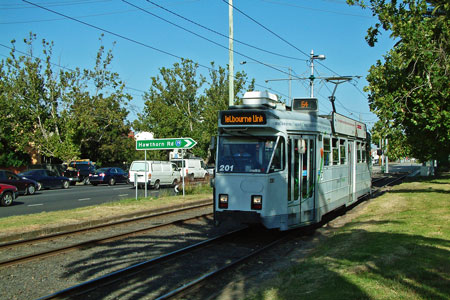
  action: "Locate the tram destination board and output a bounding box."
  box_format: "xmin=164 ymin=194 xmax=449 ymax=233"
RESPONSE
xmin=292 ymin=98 xmax=318 ymax=112
xmin=220 ymin=111 xmax=267 ymax=125
xmin=136 ymin=138 xmax=196 ymax=150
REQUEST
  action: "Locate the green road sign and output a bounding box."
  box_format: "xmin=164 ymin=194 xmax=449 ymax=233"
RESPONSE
xmin=136 ymin=138 xmax=197 ymax=150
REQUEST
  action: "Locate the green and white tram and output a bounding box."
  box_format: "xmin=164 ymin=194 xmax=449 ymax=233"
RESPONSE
xmin=213 ymin=91 xmax=371 ymax=231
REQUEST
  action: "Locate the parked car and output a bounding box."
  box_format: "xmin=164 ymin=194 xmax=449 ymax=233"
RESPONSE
xmin=62 ymin=163 xmax=96 ymax=185
xmin=19 ymin=169 xmax=70 ymax=190
xmin=0 ymin=170 xmax=39 ymax=195
xmin=0 ymin=183 xmax=18 ymax=206
xmin=89 ymin=167 xmax=129 ymax=186
xmin=129 ymin=161 xmax=180 ymax=189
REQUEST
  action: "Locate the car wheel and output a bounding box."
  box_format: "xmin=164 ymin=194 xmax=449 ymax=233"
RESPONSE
xmin=153 ymin=180 xmax=160 ymax=190
xmin=83 ymin=177 xmax=90 ymax=185
xmin=172 ymin=179 xmax=178 ymax=187
xmin=27 ymin=185 xmax=36 ymax=195
xmin=1 ymin=192 xmax=14 ymax=206
xmin=36 ymin=182 xmax=42 ymax=191
xmin=62 ymin=181 xmax=69 ymax=189
xmin=108 ymin=178 xmax=116 ymax=186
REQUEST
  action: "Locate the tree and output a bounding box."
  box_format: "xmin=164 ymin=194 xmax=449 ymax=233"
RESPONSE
xmin=133 ymin=60 xmax=252 ymax=161
xmin=349 ymin=0 xmax=450 ymax=169
xmin=0 ymin=33 xmax=133 ymax=165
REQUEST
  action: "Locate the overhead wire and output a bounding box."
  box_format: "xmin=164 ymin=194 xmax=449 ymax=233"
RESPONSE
xmin=120 ymin=0 xmax=306 ymax=80
xmin=220 ymin=0 xmax=356 ymax=78
xmin=143 ymin=0 xmax=307 ymax=62
xmin=5 ymin=3 xmax=288 ymax=101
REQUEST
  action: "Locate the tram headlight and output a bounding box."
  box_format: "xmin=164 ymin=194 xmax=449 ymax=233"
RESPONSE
xmin=219 ymin=194 xmax=228 ymax=209
xmin=251 ymin=195 xmax=262 ymax=210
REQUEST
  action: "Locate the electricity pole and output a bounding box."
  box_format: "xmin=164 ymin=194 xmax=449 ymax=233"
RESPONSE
xmin=228 ymin=0 xmax=234 ymax=107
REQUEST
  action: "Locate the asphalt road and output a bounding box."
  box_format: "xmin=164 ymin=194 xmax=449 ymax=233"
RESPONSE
xmin=0 ymin=183 xmax=178 ymax=218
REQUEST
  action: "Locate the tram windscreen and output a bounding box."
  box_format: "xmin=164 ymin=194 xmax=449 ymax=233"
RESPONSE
xmin=217 ymin=136 xmax=282 ymax=173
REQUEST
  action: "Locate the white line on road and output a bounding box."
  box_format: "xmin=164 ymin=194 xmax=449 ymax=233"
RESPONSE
xmin=118 ymin=194 xmax=129 ymax=197
xmin=113 ymin=187 xmax=132 ymax=190
xmin=78 ymin=198 xmax=91 ymax=201
xmin=28 ymin=204 xmax=44 ymax=207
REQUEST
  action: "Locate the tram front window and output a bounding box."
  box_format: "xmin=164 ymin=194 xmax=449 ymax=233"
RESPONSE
xmin=217 ymin=136 xmax=283 ymax=173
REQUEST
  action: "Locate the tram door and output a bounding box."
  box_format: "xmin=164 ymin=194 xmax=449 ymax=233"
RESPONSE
xmin=288 ymin=136 xmax=316 ymax=224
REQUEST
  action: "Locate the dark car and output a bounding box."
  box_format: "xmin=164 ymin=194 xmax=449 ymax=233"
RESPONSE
xmin=0 ymin=183 xmax=18 ymax=206
xmin=0 ymin=170 xmax=39 ymax=195
xmin=19 ymin=169 xmax=70 ymax=190
xmin=89 ymin=167 xmax=129 ymax=186
xmin=62 ymin=163 xmax=96 ymax=185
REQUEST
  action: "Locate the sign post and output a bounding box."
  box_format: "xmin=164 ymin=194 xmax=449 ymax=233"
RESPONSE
xmin=136 ymin=137 xmax=197 ymax=196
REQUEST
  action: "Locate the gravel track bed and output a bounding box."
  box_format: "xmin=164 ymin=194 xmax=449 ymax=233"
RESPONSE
xmin=0 ymin=206 xmax=240 ymax=300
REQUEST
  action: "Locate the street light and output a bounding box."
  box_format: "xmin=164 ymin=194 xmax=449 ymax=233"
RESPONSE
xmin=240 ymin=61 xmax=293 ymax=103
xmin=310 ymin=50 xmax=326 ymax=98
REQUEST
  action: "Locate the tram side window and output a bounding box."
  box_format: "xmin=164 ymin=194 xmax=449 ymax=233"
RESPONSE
xmin=357 ymin=142 xmax=362 ymax=163
xmin=269 ymin=138 xmax=285 ymax=172
xmin=332 ymin=138 xmax=339 ymax=165
xmin=362 ymin=143 xmax=367 ymax=163
xmin=323 ymin=138 xmax=331 ymax=166
xmin=340 ymin=139 xmax=347 ymax=165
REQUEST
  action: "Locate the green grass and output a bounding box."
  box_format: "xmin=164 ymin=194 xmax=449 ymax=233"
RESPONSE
xmin=246 ymin=176 xmax=450 ymax=300
xmin=0 ymin=184 xmax=212 ymax=239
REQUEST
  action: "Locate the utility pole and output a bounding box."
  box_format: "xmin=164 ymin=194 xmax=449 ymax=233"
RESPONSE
xmin=310 ymin=50 xmax=325 ymax=98
xmin=228 ymin=0 xmax=234 ymax=107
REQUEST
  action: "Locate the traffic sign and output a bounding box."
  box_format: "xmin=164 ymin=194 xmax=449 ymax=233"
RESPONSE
xmin=136 ymin=138 xmax=197 ymax=150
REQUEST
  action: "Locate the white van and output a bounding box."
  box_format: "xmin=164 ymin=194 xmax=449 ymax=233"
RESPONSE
xmin=171 ymin=158 xmax=208 ymax=179
xmin=129 ymin=161 xmax=180 ymax=189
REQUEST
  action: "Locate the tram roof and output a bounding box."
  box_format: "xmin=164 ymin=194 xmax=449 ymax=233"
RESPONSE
xmin=219 ymin=92 xmax=367 ymax=139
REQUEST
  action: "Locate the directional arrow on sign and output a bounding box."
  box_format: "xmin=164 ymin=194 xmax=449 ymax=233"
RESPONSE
xmin=136 ymin=138 xmax=197 ymax=150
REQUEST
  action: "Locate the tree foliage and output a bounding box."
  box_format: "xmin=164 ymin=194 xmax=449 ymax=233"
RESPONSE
xmin=133 ymin=60 xmax=252 ymax=162
xmin=0 ymin=33 xmax=133 ymax=166
xmin=349 ymin=0 xmax=450 ymax=167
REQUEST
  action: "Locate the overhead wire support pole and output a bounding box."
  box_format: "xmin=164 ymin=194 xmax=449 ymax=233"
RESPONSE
xmin=228 ymin=0 xmax=234 ymax=107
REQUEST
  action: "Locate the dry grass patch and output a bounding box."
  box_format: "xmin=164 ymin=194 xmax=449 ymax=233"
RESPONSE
xmin=0 ymin=193 xmax=212 ymax=239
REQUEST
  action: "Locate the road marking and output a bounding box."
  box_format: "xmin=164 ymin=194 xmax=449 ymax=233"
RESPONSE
xmin=118 ymin=194 xmax=129 ymax=197
xmin=78 ymin=198 xmax=91 ymax=201
xmin=28 ymin=204 xmax=44 ymax=207
xmin=113 ymin=187 xmax=131 ymax=190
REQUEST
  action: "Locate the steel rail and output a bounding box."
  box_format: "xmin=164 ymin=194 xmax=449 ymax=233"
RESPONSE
xmin=154 ymin=231 xmax=292 ymax=300
xmin=0 ymin=201 xmax=211 ymax=249
xmin=0 ymin=212 xmax=213 ymax=268
xmin=35 ymin=227 xmax=248 ymax=300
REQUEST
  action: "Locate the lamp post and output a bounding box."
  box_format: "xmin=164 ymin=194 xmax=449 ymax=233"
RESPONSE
xmin=310 ymin=50 xmax=326 ymax=97
xmin=241 ymin=61 xmax=292 ymax=104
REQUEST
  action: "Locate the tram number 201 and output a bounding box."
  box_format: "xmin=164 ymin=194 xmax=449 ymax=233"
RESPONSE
xmin=219 ymin=165 xmax=234 ymax=172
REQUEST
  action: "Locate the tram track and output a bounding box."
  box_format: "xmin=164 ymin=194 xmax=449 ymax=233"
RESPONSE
xmin=35 ymin=226 xmax=290 ymax=300
xmin=0 ymin=202 xmax=212 ymax=268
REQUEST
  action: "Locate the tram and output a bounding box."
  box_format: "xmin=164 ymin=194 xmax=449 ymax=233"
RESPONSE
xmin=213 ymin=91 xmax=371 ymax=231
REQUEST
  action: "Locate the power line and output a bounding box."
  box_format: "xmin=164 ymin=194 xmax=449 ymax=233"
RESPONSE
xmin=260 ymin=0 xmax=372 ymax=19
xmin=143 ymin=0 xmax=307 ymax=62
xmin=0 ymin=9 xmax=138 ymax=24
xmin=120 ymin=0 xmax=304 ymax=80
xmin=221 ymin=0 xmax=342 ymax=77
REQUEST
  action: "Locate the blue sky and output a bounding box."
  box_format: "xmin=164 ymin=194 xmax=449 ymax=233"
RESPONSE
xmin=0 ymin=0 xmax=395 ymax=128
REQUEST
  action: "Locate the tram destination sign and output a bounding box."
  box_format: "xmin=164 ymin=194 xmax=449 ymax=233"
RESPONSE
xmin=221 ymin=111 xmax=267 ymax=125
xmin=136 ymin=138 xmax=197 ymax=150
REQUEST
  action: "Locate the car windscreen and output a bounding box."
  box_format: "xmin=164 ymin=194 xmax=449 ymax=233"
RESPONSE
xmin=130 ymin=162 xmax=149 ymax=171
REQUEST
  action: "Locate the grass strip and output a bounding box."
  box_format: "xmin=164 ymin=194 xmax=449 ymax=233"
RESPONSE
xmin=246 ymin=176 xmax=450 ymax=300
xmin=0 ymin=185 xmax=212 ymax=239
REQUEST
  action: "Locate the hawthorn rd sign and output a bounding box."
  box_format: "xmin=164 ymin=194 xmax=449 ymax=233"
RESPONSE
xmin=136 ymin=138 xmax=197 ymax=150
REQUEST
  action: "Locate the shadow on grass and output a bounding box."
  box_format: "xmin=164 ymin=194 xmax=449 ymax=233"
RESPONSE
xmin=248 ymin=229 xmax=449 ymax=300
